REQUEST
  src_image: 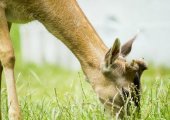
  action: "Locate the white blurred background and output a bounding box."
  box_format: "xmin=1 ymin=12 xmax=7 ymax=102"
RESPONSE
xmin=20 ymin=0 xmax=170 ymax=70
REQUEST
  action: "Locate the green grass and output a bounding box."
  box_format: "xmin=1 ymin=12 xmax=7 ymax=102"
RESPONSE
xmin=1 ymin=64 xmax=170 ymax=120
xmin=1 ymin=25 xmax=170 ymax=120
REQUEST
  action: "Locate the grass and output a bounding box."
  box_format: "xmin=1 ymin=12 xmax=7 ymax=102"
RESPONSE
xmin=1 ymin=25 xmax=170 ymax=119
xmin=1 ymin=64 xmax=170 ymax=120
xmin=1 ymin=63 xmax=106 ymax=120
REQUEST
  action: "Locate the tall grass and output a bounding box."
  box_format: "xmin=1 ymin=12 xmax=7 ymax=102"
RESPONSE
xmin=1 ymin=64 xmax=170 ymax=120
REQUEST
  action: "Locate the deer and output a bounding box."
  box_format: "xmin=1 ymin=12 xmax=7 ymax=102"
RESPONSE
xmin=0 ymin=0 xmax=147 ymax=120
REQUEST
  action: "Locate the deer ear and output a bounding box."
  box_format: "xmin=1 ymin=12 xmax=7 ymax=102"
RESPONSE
xmin=105 ymin=38 xmax=120 ymax=67
xmin=121 ymin=35 xmax=136 ymax=57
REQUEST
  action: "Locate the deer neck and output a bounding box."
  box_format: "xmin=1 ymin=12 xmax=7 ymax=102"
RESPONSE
xmin=50 ymin=4 xmax=107 ymax=66
xmin=38 ymin=0 xmax=108 ymax=85
xmin=63 ymin=23 xmax=108 ymax=69
xmin=64 ymin=24 xmax=108 ymax=86
xmin=61 ymin=18 xmax=108 ymax=79
xmin=61 ymin=17 xmax=108 ymax=85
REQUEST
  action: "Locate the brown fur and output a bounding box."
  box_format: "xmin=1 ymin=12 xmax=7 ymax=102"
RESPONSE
xmin=0 ymin=0 xmax=147 ymax=119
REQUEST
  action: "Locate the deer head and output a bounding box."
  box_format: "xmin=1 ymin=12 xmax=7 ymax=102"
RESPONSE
xmin=93 ymin=37 xmax=147 ymax=118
